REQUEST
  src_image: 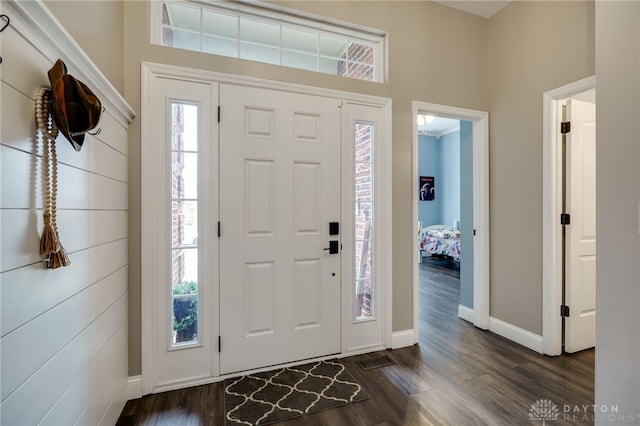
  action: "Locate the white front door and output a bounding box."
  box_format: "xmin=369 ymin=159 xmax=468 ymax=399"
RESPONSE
xmin=564 ymin=98 xmax=596 ymax=353
xmin=219 ymin=85 xmax=342 ymax=374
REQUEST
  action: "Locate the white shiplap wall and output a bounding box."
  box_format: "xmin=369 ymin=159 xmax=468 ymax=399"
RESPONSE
xmin=0 ymin=1 xmax=134 ymax=424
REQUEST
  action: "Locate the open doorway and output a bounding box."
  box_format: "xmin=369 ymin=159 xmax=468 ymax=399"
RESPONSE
xmin=542 ymin=76 xmax=596 ymax=356
xmin=411 ymin=102 xmax=490 ymax=340
xmin=416 ymin=116 xmax=469 ymax=320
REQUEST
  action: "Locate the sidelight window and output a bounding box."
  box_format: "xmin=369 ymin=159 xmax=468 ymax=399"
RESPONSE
xmin=354 ymin=121 xmax=375 ymax=320
xmin=170 ymin=102 xmax=200 ymax=345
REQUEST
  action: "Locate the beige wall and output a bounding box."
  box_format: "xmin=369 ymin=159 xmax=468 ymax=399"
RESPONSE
xmin=48 ymin=0 xmax=596 ymax=377
xmin=123 ymin=0 xmax=487 ymax=375
xmin=44 ymin=0 xmax=125 ymax=93
xmin=594 ymin=1 xmax=640 ymax=417
xmin=487 ymin=1 xmax=594 ymax=334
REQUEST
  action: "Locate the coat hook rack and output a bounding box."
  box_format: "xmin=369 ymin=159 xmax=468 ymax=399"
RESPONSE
xmin=0 ymin=14 xmax=10 ymax=64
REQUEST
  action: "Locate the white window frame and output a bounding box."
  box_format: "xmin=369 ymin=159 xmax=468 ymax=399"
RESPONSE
xmin=150 ymin=0 xmax=387 ymax=83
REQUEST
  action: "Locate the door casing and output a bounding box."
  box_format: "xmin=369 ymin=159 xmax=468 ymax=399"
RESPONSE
xmin=141 ymin=62 xmax=393 ymax=394
xmin=542 ymin=75 xmax=596 ymax=356
xmin=411 ymin=101 xmax=490 ymax=340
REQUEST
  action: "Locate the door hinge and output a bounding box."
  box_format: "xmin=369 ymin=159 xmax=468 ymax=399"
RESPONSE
xmin=561 ymin=305 xmax=570 ymax=317
xmin=218 ymin=106 xmax=221 ymax=123
xmin=473 ymin=229 xmax=476 ymax=236
xmin=218 ymin=335 xmax=221 ymax=352
xmin=561 ymin=121 xmax=571 ymax=134
xmin=218 ymin=221 xmax=221 ymax=237
xmin=560 ymin=213 xmax=571 ymax=225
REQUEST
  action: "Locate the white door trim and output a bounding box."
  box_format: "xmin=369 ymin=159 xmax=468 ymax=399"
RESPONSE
xmin=141 ymin=62 xmax=393 ymax=394
xmin=411 ymin=102 xmax=490 ymax=342
xmin=542 ymin=75 xmax=596 ymax=356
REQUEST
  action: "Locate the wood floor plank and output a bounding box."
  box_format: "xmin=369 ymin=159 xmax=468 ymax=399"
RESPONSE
xmin=118 ymin=260 xmax=594 ymax=425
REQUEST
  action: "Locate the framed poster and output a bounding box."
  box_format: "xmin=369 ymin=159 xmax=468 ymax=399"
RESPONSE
xmin=419 ymin=176 xmax=435 ymax=201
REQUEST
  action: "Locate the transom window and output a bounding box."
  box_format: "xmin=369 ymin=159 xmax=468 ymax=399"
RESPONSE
xmin=151 ymin=0 xmax=386 ymax=83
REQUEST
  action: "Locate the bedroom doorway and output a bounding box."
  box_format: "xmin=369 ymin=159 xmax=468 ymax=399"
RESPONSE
xmin=542 ymin=76 xmax=596 ymax=356
xmin=411 ymin=102 xmax=490 ymax=338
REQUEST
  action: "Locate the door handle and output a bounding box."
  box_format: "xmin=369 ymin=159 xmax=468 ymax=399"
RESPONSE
xmin=323 ymin=240 xmax=339 ymax=254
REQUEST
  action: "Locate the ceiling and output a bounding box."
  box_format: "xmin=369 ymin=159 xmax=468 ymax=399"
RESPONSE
xmin=431 ymin=0 xmax=512 ymax=19
xmin=417 ymin=115 xmax=461 ymax=138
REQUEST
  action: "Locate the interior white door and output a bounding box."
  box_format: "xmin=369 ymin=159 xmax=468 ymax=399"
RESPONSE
xmin=219 ymin=85 xmax=341 ymax=374
xmin=564 ymin=98 xmax=596 ymax=353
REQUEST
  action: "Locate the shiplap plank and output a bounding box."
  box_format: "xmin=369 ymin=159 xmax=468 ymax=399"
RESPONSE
xmin=40 ymin=322 xmax=127 ymax=426
xmin=0 ymin=25 xmax=52 ymax=100
xmin=1 ymin=26 xmax=129 ymax=155
xmin=76 ymin=342 xmax=128 ymax=426
xmin=1 ymin=239 xmax=127 ymax=336
xmin=0 ymin=296 xmax=127 ymax=426
xmin=1 ymin=266 xmax=127 ymax=401
xmin=1 ymin=5 xmax=130 ymax=426
xmin=2 ymin=81 xmax=129 ymax=167
xmin=1 ymin=209 xmax=127 ymax=272
xmin=1 ymin=145 xmax=127 ymax=210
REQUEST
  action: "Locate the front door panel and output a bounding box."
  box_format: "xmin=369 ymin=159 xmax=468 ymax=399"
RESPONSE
xmin=219 ymin=85 xmax=341 ymax=374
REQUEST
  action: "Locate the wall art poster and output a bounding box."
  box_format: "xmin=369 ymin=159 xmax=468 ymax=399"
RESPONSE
xmin=419 ymin=176 xmax=435 ymax=201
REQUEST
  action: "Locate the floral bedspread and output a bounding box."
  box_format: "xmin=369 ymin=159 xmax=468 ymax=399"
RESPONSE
xmin=419 ymin=227 xmax=461 ymax=260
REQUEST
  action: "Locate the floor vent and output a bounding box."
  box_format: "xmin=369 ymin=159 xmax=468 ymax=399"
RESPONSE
xmin=357 ymin=355 xmax=396 ymax=371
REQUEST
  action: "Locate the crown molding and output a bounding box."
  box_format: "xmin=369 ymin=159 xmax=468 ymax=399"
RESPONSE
xmin=4 ymin=0 xmax=135 ymax=127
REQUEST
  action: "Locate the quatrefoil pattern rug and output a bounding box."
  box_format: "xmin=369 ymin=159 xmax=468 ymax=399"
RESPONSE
xmin=224 ymin=360 xmax=368 ymax=425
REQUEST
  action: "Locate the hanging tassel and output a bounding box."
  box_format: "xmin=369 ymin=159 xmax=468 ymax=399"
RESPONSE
xmin=39 ymin=212 xmax=60 ymax=255
xmin=48 ymin=244 xmax=71 ymax=269
xmin=36 ymin=87 xmax=71 ymax=268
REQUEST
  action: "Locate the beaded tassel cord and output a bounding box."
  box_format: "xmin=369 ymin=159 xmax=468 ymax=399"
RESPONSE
xmin=35 ymin=88 xmax=70 ymax=268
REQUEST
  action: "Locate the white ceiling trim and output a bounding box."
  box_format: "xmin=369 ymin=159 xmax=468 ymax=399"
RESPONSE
xmin=431 ymin=0 xmax=512 ymax=19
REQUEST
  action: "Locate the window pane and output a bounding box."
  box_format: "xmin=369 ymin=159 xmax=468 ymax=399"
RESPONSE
xmin=172 ymin=201 xmax=198 ymax=247
xmin=283 ymin=50 xmax=317 ymax=72
xmin=355 ymin=164 xmax=372 ymax=202
xmin=173 ymin=294 xmax=198 ymax=343
xmin=240 ymin=41 xmax=279 ymax=65
xmin=319 ymin=57 xmax=342 ymax=75
xmin=319 ymin=35 xmax=347 ymax=58
xmin=170 ymin=101 xmax=199 ymax=346
xmin=240 ymin=18 xmax=279 ymax=46
xmin=165 ymin=2 xmax=201 ymax=32
xmin=156 ymin=2 xmax=384 ymax=82
xmin=167 ymin=28 xmax=200 ymax=51
xmin=204 ymin=35 xmax=238 ymax=57
xmin=348 ymin=42 xmax=374 ymax=64
xmin=355 ymin=279 xmax=372 ymax=319
xmin=282 ymin=27 xmax=316 ymax=53
xmin=203 ymin=10 xmax=237 ymax=38
xmin=354 ymin=121 xmax=374 ymax=320
xmin=172 ymin=153 xmax=198 ymax=199
xmin=348 ymin=63 xmax=375 ymax=82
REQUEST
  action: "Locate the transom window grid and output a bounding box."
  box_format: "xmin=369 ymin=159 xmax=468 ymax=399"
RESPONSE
xmin=156 ymin=0 xmax=383 ymax=83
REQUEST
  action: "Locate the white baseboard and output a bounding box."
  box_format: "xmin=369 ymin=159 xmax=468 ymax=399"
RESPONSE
xmin=391 ymin=329 xmax=416 ymax=349
xmin=457 ymin=304 xmax=474 ymax=323
xmin=127 ymin=375 xmax=142 ymax=400
xmin=489 ymin=317 xmax=543 ymax=354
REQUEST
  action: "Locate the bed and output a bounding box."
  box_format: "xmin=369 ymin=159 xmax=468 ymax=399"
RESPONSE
xmin=418 ymin=224 xmax=461 ymax=262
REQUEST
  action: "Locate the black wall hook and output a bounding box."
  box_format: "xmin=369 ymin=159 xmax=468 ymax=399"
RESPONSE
xmin=0 ymin=14 xmax=10 ymax=64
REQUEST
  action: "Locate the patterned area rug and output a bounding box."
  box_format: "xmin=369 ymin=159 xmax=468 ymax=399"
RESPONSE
xmin=224 ymin=360 xmax=368 ymax=425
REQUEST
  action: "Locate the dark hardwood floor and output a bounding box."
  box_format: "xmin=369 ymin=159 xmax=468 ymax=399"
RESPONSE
xmin=118 ymin=259 xmax=594 ymax=425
